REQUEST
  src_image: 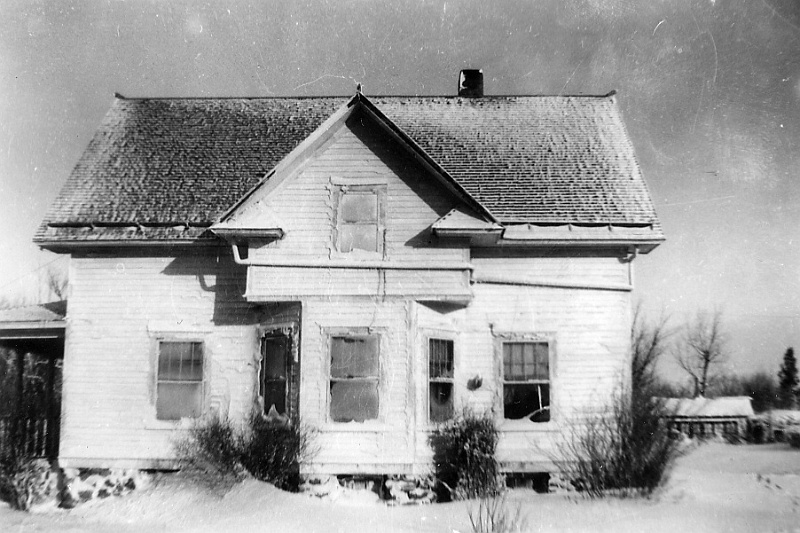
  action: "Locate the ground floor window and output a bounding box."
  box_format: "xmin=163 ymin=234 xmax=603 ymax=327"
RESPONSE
xmin=156 ymin=341 xmax=203 ymax=421
xmin=329 ymin=334 xmax=379 ymax=422
xmin=260 ymin=332 xmax=291 ymax=415
xmin=429 ymin=338 xmax=454 ymax=422
xmin=502 ymin=340 xmax=550 ymax=422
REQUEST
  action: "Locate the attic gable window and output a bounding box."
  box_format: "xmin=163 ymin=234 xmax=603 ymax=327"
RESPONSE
xmin=502 ymin=340 xmax=551 ymax=423
xmin=335 ymin=185 xmax=386 ymax=255
xmin=156 ymin=341 xmax=204 ymax=421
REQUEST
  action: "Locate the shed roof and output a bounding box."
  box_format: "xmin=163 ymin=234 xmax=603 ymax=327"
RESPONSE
xmin=0 ymin=301 xmax=67 ymax=324
xmin=661 ymin=396 xmax=755 ymax=418
xmin=35 ymin=93 xmax=662 ymax=246
xmin=0 ymin=301 xmax=66 ymax=352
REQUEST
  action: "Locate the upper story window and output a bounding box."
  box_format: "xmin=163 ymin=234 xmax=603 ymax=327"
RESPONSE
xmin=156 ymin=341 xmax=204 ymax=421
xmin=335 ymin=185 xmax=386 ymax=255
xmin=502 ymin=340 xmax=551 ymax=423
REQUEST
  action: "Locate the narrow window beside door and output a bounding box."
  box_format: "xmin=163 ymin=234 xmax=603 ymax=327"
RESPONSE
xmin=156 ymin=341 xmax=204 ymax=421
xmin=429 ymin=338 xmax=454 ymax=422
xmin=260 ymin=333 xmax=290 ymax=415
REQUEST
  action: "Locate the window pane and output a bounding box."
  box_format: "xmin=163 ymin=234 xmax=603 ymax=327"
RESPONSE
xmin=331 ymin=336 xmax=378 ymax=378
xmin=429 ymin=382 xmax=453 ymax=422
xmin=429 ymin=339 xmax=454 ymax=379
xmin=503 ymin=342 xmax=548 ymax=381
xmin=533 ymin=343 xmax=549 ymax=380
xmin=503 ymin=384 xmax=550 ymax=422
xmin=340 ymin=192 xmax=378 ymax=223
xmin=330 ymin=380 xmax=379 ymax=422
xmin=262 ymin=335 xmax=288 ymax=379
xmin=339 ymin=224 xmax=378 ymax=253
xmin=158 ymin=342 xmax=203 ymax=381
xmin=263 ymin=380 xmax=286 ymax=414
xmin=156 ymin=382 xmax=203 ymax=420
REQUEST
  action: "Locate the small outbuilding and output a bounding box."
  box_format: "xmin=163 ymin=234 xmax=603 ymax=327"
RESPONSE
xmin=660 ymin=396 xmax=754 ymax=439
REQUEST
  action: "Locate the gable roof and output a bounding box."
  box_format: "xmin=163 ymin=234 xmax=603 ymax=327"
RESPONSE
xmin=35 ymin=93 xmax=663 ymax=247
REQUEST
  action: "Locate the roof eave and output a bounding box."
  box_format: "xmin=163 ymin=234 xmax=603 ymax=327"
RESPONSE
xmin=210 ymin=227 xmax=284 ymax=243
xmin=34 ymin=238 xmax=222 ymax=253
xmin=491 ymin=239 xmax=664 ymax=253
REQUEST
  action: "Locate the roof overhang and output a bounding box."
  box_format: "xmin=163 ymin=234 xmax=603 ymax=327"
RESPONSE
xmin=497 ymin=223 xmax=664 ymax=253
xmin=0 ymin=322 xmax=65 ymax=354
xmin=210 ymin=227 xmax=284 ymax=244
xmin=36 ymin=239 xmax=224 ymax=253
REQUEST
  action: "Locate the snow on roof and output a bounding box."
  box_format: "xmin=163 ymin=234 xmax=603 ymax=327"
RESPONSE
xmin=36 ymin=93 xmax=663 ymax=245
xmin=0 ymin=301 xmax=67 ymax=325
xmin=660 ymin=396 xmax=755 ymax=418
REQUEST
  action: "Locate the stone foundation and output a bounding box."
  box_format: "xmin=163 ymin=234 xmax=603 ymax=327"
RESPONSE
xmin=300 ymin=474 xmax=437 ymax=505
xmin=60 ymin=468 xmax=149 ymax=509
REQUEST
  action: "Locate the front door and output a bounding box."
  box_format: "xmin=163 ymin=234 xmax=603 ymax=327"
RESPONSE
xmin=260 ymin=329 xmax=297 ymax=419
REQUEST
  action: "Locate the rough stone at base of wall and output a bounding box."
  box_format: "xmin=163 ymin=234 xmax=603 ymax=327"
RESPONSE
xmin=60 ymin=468 xmax=149 ymax=509
xmin=299 ymin=475 xmax=436 ymax=505
xmin=10 ymin=459 xmax=59 ymax=511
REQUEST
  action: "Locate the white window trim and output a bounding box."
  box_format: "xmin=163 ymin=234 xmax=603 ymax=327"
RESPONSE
xmin=330 ymin=183 xmax=387 ymax=260
xmin=423 ymin=331 xmax=458 ymax=426
xmin=324 ymin=327 xmax=386 ymax=425
xmin=494 ymin=331 xmax=557 ymax=431
xmin=147 ymin=334 xmax=207 ymax=429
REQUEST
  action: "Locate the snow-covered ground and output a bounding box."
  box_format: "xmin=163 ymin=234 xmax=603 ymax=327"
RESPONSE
xmin=2 ymin=442 xmax=799 ymax=532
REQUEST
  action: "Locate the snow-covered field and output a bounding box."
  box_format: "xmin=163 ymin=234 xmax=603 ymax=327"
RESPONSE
xmin=2 ymin=442 xmax=799 ymax=533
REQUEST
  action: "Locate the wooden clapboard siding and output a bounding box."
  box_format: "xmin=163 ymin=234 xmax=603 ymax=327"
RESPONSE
xmin=471 ymin=248 xmax=630 ymax=285
xmin=409 ymin=280 xmax=631 ymax=472
xmin=298 ymin=298 xmax=416 ymax=475
xmin=466 ymin=282 xmax=630 ymax=470
xmin=244 ymin=115 xmax=470 ymax=300
xmin=60 ymin=249 xmax=259 ymax=468
xmin=247 ymin=267 xmax=471 ymax=301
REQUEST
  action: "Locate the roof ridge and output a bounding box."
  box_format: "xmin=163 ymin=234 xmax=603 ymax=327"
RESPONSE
xmin=113 ymin=93 xmax=619 ymax=101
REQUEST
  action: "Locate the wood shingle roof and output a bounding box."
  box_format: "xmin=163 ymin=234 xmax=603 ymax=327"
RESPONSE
xmin=35 ymin=93 xmax=662 ymax=245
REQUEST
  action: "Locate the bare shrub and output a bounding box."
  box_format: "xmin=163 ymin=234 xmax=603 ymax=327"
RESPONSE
xmin=240 ymin=415 xmax=316 ymax=492
xmin=432 ymin=409 xmax=500 ymax=500
xmin=175 ymin=413 xmax=315 ymax=492
xmin=468 ymin=492 xmax=528 ymax=533
xmin=175 ymin=414 xmax=247 ymax=485
xmin=555 ymin=390 xmax=681 ymax=498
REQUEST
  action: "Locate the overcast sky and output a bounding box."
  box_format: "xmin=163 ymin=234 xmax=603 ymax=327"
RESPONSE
xmin=1 ymin=0 xmax=798 ymax=382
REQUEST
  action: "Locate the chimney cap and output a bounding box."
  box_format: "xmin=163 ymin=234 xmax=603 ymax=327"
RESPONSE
xmin=458 ymin=69 xmax=484 ymax=97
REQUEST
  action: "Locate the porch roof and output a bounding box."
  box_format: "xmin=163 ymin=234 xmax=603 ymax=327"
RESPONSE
xmin=0 ymin=301 xmax=66 ymax=354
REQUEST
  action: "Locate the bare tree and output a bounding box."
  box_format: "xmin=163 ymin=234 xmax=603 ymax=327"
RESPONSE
xmin=44 ymin=266 xmax=68 ymax=300
xmin=630 ymin=303 xmax=672 ymax=395
xmin=675 ymin=310 xmax=727 ymax=397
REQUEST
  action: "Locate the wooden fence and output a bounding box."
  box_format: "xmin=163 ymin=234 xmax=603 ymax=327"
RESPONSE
xmin=0 ymin=416 xmax=59 ymax=460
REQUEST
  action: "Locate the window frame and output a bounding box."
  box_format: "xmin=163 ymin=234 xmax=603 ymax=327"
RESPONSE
xmin=257 ymin=323 xmax=299 ymax=419
xmin=326 ymin=328 xmax=384 ymax=424
xmin=332 ymin=183 xmax=387 ymax=258
xmin=154 ymin=338 xmax=206 ymax=422
xmin=427 ymin=336 xmax=456 ymax=424
xmin=494 ymin=332 xmax=556 ymax=428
